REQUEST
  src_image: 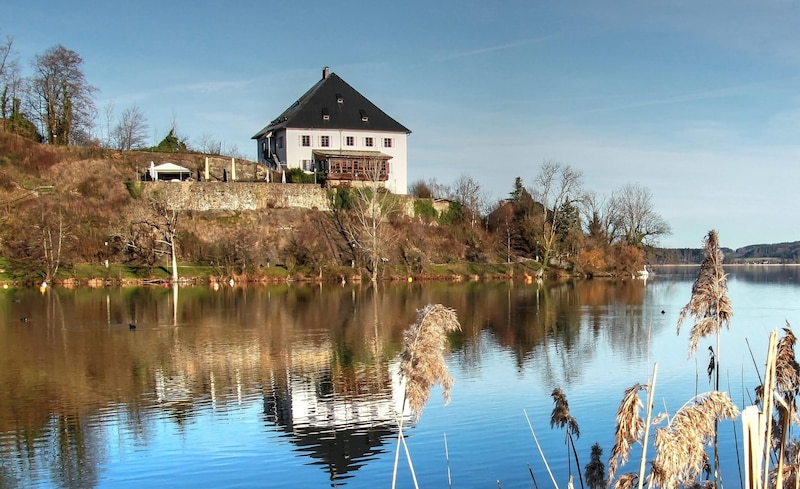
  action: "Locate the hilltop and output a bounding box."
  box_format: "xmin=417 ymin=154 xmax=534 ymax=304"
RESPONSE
xmin=652 ymin=242 xmax=800 ymax=265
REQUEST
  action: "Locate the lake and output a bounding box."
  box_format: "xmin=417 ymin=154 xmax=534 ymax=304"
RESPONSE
xmin=1 ymin=266 xmax=799 ymax=488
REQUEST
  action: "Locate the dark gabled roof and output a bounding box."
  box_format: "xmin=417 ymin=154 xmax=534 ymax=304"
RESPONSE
xmin=252 ymin=71 xmax=411 ymax=139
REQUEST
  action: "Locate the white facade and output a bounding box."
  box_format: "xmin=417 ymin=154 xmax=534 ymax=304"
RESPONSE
xmin=260 ymin=128 xmax=408 ymax=195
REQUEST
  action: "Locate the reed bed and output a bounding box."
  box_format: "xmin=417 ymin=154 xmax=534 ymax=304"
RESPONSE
xmin=391 ymin=230 xmax=800 ymax=489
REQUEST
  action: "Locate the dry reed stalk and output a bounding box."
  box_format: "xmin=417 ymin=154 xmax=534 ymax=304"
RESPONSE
xmin=741 ymin=405 xmax=762 ymax=489
xmin=651 ymin=391 xmax=739 ymax=489
xmin=399 ymin=304 xmax=462 ymax=419
xmin=524 ymin=408 xmax=560 ymax=489
xmin=607 ymin=384 xmax=646 ymax=484
xmin=444 ymin=432 xmax=452 ymax=489
xmin=676 ymin=230 xmax=732 ymax=357
xmin=760 ymin=330 xmax=778 ymax=489
xmin=637 ymin=364 xmax=658 ymax=489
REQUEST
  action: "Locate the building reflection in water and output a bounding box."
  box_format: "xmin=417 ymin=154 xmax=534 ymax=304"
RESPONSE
xmin=262 ymin=340 xmax=407 ymax=482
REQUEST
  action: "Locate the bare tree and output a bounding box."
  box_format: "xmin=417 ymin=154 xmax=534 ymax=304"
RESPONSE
xmin=113 ymin=105 xmax=149 ymax=150
xmin=226 ymin=143 xmax=247 ymax=161
xmin=122 ymin=192 xmax=180 ymax=282
xmin=0 ymin=35 xmax=19 ymax=119
xmin=149 ymin=196 xmax=180 ymax=283
xmin=409 ymin=178 xmax=450 ymax=199
xmin=354 ymin=165 xmax=399 ymax=282
xmin=614 ymin=183 xmax=671 ymax=247
xmin=530 ymin=161 xmax=583 ymax=273
xmin=0 ymin=34 xmax=34 ymax=140
xmin=3 ymin=200 xmax=72 ymax=283
xmin=101 ymin=101 xmax=115 ymax=148
xmin=29 ymin=45 xmax=97 ymax=145
xmin=40 ymin=208 xmax=66 ymax=283
xmin=330 ymin=160 xmax=399 ymax=282
xmin=450 ymin=174 xmax=486 ymax=229
xmin=198 ymin=133 xmax=222 ymax=155
xmin=580 ymin=191 xmax=623 ymax=246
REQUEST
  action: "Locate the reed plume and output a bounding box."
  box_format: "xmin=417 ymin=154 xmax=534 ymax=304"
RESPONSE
xmin=551 ymin=388 xmax=584 ymax=488
xmin=774 ymin=325 xmax=800 ymax=404
xmin=393 ymin=304 xmax=461 ymax=489
xmin=584 ymin=443 xmax=607 ymax=489
xmin=770 ymin=439 xmax=800 ymax=488
xmin=611 ymin=473 xmax=637 ymax=489
xmin=551 ymin=388 xmax=581 ymax=437
xmin=399 ymin=304 xmax=462 ymax=419
xmin=607 ymin=384 xmax=646 ymax=484
xmin=676 ymin=230 xmax=732 ymax=357
xmin=650 ymin=391 xmax=739 ymax=489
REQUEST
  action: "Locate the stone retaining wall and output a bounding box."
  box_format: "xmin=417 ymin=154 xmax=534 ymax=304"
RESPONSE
xmin=142 ymin=182 xmax=415 ymax=215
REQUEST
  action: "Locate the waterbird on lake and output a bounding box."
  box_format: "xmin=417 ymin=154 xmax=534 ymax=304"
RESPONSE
xmin=19 ymin=317 xmax=28 ymax=322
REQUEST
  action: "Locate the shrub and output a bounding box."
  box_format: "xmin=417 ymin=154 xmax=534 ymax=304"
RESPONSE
xmin=438 ymin=201 xmax=463 ymax=225
xmin=413 ymin=199 xmax=437 ymax=222
xmin=125 ymin=180 xmax=144 ymax=199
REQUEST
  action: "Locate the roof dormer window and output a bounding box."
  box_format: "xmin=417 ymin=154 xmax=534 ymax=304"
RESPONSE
xmin=336 ymin=93 xmax=343 ymax=103
xmin=322 ymin=107 xmax=330 ymax=121
xmin=360 ymin=109 xmax=368 ymax=122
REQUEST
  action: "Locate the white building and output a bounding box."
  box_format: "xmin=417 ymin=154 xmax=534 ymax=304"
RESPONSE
xmin=252 ymin=67 xmax=411 ymax=194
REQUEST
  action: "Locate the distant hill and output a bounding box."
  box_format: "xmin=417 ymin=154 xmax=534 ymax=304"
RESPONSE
xmin=651 ymin=241 xmax=800 ymax=264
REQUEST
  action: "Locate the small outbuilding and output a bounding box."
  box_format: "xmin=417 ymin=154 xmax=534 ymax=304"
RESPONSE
xmin=145 ymin=162 xmax=193 ymax=181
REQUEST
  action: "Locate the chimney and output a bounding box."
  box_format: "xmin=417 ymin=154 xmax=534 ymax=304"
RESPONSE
xmin=322 ymin=66 xmax=330 ymax=79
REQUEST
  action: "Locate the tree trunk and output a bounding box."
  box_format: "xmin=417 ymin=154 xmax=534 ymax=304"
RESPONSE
xmin=171 ymin=239 xmax=178 ymax=283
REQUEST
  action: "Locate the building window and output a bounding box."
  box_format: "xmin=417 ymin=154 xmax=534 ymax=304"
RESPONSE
xmin=383 ymin=138 xmax=393 ymax=148
xmin=346 ymin=136 xmax=355 ymax=146
xmin=321 ymin=135 xmax=330 ymax=147
xmin=278 ymin=136 xmax=284 ymax=149
xmin=360 ymin=109 xmax=369 ymax=122
xmin=322 ymin=108 xmax=330 ymax=121
xmin=301 ymin=135 xmax=311 ymax=147
xmin=302 ymin=159 xmax=315 ymax=172
xmin=365 ymin=137 xmax=374 ymax=147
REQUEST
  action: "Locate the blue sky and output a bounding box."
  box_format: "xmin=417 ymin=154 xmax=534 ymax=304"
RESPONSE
xmin=6 ymin=1 xmax=800 ymax=249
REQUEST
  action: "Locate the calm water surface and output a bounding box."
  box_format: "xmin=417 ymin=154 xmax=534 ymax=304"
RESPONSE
xmin=1 ymin=266 xmax=799 ymax=488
